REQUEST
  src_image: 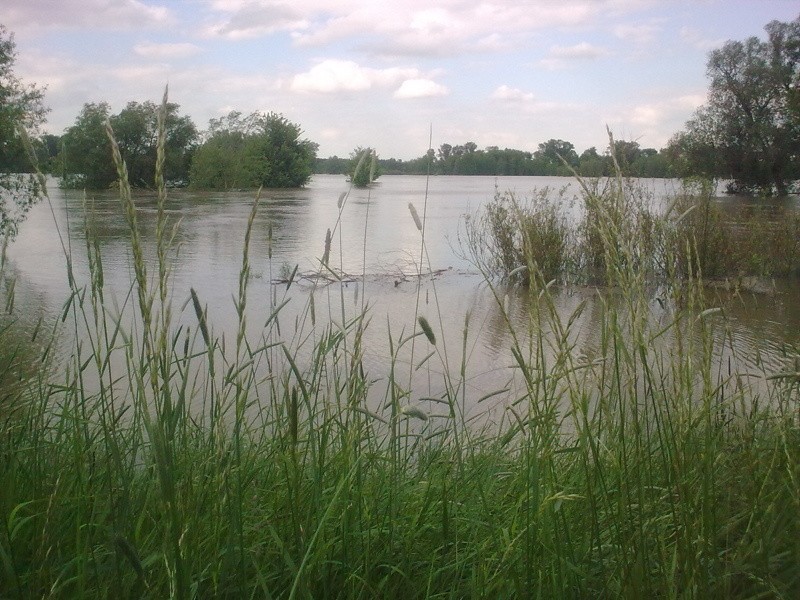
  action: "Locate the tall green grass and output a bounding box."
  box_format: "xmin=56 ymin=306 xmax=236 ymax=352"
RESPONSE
xmin=1 ymin=99 xmax=799 ymax=598
xmin=465 ymin=171 xmax=800 ymax=286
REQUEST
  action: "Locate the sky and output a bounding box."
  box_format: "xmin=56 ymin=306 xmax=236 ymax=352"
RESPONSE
xmin=5 ymin=0 xmax=799 ymax=160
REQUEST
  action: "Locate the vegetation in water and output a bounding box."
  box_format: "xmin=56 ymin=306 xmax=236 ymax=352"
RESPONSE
xmin=465 ymin=169 xmax=800 ymax=286
xmin=669 ymin=18 xmax=800 ymax=195
xmin=1 ymin=90 xmax=799 ymax=598
xmin=348 ymin=146 xmax=380 ymax=187
xmin=59 ymin=100 xmax=198 ymax=189
xmin=190 ymin=111 xmax=318 ymax=190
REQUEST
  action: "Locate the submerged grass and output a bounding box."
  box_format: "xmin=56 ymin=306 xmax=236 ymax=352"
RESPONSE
xmin=1 ymin=106 xmax=799 ymax=598
xmin=465 ymin=169 xmax=800 ymax=286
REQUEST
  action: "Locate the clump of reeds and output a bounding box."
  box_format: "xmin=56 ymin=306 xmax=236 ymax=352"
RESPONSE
xmin=462 ymin=187 xmax=573 ymax=285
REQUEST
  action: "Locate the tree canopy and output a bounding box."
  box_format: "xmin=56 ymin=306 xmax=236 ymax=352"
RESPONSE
xmin=0 ymin=25 xmax=48 ymax=237
xmin=190 ymin=111 xmax=317 ymax=189
xmin=60 ymin=100 xmax=197 ymax=189
xmin=348 ymin=147 xmax=380 ymax=187
xmin=671 ymin=17 xmax=800 ymax=195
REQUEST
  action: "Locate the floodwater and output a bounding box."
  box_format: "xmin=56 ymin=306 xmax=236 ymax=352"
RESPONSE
xmin=5 ymin=175 xmax=800 ymax=417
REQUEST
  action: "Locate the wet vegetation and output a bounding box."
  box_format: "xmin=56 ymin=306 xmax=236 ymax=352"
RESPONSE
xmin=1 ymin=94 xmax=799 ymax=598
xmin=465 ymin=174 xmax=800 ymax=287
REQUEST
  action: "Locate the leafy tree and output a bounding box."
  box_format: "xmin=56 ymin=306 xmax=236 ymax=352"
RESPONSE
xmin=0 ymin=25 xmax=48 ymax=237
xmin=190 ymin=112 xmax=316 ymax=189
xmin=437 ymin=143 xmax=452 ymax=161
xmin=59 ymin=102 xmax=115 ymax=188
xmin=676 ymin=17 xmax=800 ymax=195
xmin=348 ymin=147 xmax=379 ymax=187
xmin=111 ymin=101 xmax=197 ymax=187
xmin=60 ymin=100 xmax=197 ymax=189
xmin=535 ymin=139 xmax=579 ymax=169
xmin=315 ymin=155 xmax=349 ymax=174
xmin=578 ymin=146 xmax=606 ymax=176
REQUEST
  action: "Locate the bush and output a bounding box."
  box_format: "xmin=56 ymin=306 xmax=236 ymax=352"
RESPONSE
xmin=463 ymin=188 xmax=572 ymax=284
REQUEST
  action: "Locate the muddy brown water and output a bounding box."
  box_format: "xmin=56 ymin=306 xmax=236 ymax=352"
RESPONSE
xmin=6 ymin=175 xmax=799 ymax=419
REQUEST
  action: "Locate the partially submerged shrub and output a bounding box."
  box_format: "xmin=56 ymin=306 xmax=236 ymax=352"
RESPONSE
xmin=668 ymin=179 xmax=800 ymax=279
xmin=463 ymin=187 xmax=572 ymax=284
xmin=668 ymin=179 xmax=735 ymax=279
xmin=466 ymin=174 xmax=800 ymax=287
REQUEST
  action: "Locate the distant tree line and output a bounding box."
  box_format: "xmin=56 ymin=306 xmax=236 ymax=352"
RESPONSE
xmin=1 ymin=15 xmax=797 ymax=225
xmin=318 ymin=138 xmax=675 ymax=178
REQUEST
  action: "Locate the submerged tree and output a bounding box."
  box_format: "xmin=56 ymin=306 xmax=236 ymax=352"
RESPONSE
xmin=348 ymin=147 xmax=379 ymax=187
xmin=0 ymin=25 xmax=49 ymax=237
xmin=674 ymin=17 xmax=800 ymax=195
xmin=190 ymin=111 xmax=317 ymax=189
xmin=60 ymin=100 xmax=197 ymax=189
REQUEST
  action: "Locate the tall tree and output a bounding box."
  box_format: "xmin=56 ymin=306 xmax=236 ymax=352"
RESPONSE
xmin=190 ymin=111 xmax=317 ymax=189
xmin=534 ymin=139 xmax=579 ymax=169
xmin=61 ymin=100 xmax=197 ymax=189
xmin=0 ymin=25 xmax=48 ymax=237
xmin=59 ymin=102 xmax=115 ymax=189
xmin=676 ymin=17 xmax=800 ymax=194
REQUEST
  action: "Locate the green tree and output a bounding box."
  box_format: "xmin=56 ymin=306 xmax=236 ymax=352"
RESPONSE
xmin=190 ymin=112 xmax=316 ymax=189
xmin=61 ymin=100 xmax=197 ymax=189
xmin=677 ymin=17 xmax=800 ymax=195
xmin=348 ymin=147 xmax=379 ymax=187
xmin=578 ymin=146 xmax=606 ymax=176
xmin=111 ymin=101 xmax=197 ymax=187
xmin=536 ymin=139 xmax=578 ymax=165
xmin=0 ymin=25 xmax=49 ymax=237
xmin=59 ymin=102 xmax=115 ymax=188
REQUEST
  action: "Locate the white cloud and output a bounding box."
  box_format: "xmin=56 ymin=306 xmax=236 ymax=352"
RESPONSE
xmin=208 ymin=1 xmax=627 ymax=57
xmin=4 ymin=0 xmax=172 ymax=31
xmin=203 ymin=2 xmax=309 ymax=39
xmin=539 ymin=41 xmax=610 ymax=69
xmin=491 ymin=85 xmax=535 ymax=102
xmin=613 ymin=22 xmax=660 ymax=45
xmin=607 ymin=93 xmax=707 ymax=147
xmin=290 ymin=59 xmax=425 ymax=94
xmin=134 ymin=42 xmax=201 ymax=59
xmin=489 ymin=85 xmax=568 ymax=115
xmin=549 ymin=42 xmax=609 ymax=60
xmin=394 ymin=79 xmax=448 ymax=99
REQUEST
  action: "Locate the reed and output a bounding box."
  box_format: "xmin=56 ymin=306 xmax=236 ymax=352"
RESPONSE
xmin=1 ymin=107 xmax=798 ymax=598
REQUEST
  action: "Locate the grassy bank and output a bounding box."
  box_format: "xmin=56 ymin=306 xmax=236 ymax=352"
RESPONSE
xmin=1 ymin=109 xmax=799 ymax=598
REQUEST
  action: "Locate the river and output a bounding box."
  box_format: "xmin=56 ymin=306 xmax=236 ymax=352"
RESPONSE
xmin=5 ymin=174 xmax=799 ymax=416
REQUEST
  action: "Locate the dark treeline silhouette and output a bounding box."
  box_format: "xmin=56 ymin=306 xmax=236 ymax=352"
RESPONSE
xmin=316 ymin=139 xmax=676 ymax=179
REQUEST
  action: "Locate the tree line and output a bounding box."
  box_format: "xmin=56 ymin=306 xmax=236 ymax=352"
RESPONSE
xmin=317 ymin=138 xmax=674 ymax=178
xmin=1 ymin=16 xmax=798 ymax=233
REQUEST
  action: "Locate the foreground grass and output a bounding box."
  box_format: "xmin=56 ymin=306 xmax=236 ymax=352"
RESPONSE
xmin=1 ymin=109 xmax=799 ymax=598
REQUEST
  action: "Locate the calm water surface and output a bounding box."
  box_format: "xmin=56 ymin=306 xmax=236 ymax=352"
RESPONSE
xmin=6 ymin=175 xmax=799 ymax=415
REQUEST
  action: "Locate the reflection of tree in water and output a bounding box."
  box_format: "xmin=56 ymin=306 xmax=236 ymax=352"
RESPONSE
xmin=0 ymin=274 xmax=56 ymax=407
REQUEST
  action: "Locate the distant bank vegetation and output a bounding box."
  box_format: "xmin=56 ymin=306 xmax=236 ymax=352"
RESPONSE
xmin=1 ymin=17 xmax=798 ymax=198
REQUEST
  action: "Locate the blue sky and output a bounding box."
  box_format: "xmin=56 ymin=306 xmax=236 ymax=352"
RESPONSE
xmin=6 ymin=0 xmax=799 ymax=159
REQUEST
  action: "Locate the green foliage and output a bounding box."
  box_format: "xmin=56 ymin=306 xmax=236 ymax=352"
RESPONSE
xmin=326 ymin=139 xmax=672 ymax=178
xmin=672 ymin=17 xmax=800 ymax=195
xmin=190 ymin=111 xmax=317 ymax=189
xmin=0 ymin=25 xmax=48 ymax=237
xmin=464 ymin=189 xmax=571 ymax=284
xmin=60 ymin=100 xmax=197 ymax=189
xmin=59 ymin=102 xmax=115 ymax=188
xmin=348 ymin=146 xmax=379 ymax=187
